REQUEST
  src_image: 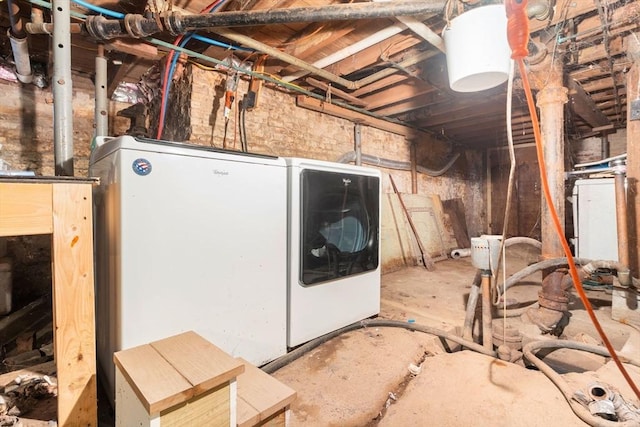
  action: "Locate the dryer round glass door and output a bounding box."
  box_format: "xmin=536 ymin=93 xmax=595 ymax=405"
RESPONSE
xmin=300 ymin=169 xmax=380 ymax=285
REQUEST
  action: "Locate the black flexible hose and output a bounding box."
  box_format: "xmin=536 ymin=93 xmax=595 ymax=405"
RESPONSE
xmin=261 ymin=318 xmax=496 ymax=374
xmin=523 ymin=340 xmax=640 ymax=427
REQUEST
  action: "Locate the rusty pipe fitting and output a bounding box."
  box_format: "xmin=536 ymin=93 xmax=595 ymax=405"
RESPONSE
xmin=525 ymin=268 xmax=573 ymax=335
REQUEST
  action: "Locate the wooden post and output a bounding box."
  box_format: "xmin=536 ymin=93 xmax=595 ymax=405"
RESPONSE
xmin=52 ymin=183 xmax=97 ymax=426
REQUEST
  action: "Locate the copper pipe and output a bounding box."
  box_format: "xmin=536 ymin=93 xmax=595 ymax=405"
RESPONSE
xmin=481 ymin=272 xmax=493 ymax=351
xmin=7 ymin=0 xmax=25 ymax=38
xmin=613 ymin=160 xmax=629 ymax=268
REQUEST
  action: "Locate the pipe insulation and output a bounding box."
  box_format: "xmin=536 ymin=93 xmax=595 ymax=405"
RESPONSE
xmin=337 ymin=151 xmax=460 ymax=177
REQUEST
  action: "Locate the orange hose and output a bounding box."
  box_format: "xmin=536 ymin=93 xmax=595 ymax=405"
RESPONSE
xmin=516 ymin=58 xmax=640 ymax=400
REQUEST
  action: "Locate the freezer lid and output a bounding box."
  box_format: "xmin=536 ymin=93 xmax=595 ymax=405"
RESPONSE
xmin=90 ymin=135 xmax=284 ymax=166
xmin=284 ymin=156 xmax=381 ymax=177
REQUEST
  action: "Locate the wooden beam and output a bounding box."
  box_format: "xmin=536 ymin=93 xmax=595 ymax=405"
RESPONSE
xmin=351 ymin=74 xmax=408 ymax=98
xmin=373 ymin=90 xmax=448 ymax=117
xmin=567 ymin=79 xmax=611 ymax=127
xmin=305 ymin=78 xmax=368 ymax=107
xmin=296 ymin=95 xmax=428 ymax=139
xmin=363 ymin=81 xmax=435 ymax=110
xmin=52 ymin=183 xmax=97 ymax=426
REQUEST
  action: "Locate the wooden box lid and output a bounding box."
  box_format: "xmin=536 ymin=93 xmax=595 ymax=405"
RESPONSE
xmin=236 ymin=358 xmax=296 ymax=427
xmin=114 ymin=331 xmax=244 ymax=414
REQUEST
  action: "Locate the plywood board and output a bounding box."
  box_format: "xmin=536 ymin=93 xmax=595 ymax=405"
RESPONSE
xmin=0 ymin=183 xmax=53 ymax=236
xmin=235 ymin=358 xmax=295 ymax=427
xmin=150 ymin=331 xmax=244 ymax=397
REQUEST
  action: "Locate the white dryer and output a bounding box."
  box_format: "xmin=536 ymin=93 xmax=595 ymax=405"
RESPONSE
xmin=285 ymin=158 xmax=381 ymax=347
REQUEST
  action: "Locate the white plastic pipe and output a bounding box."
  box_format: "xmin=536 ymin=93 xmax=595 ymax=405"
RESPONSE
xmin=281 ymin=23 xmax=407 ymax=83
xmin=8 ymin=32 xmax=33 ymax=84
xmin=451 ymin=248 xmax=471 ymax=259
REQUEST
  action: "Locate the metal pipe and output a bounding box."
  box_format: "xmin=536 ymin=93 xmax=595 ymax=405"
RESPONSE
xmin=337 ymin=151 xmax=460 ymax=177
xmin=354 ymin=124 xmax=362 ymax=166
xmin=7 ymin=0 xmax=33 ymax=84
xmin=613 ymin=159 xmax=630 ymax=269
xmin=524 ymin=268 xmax=572 ymax=335
xmin=82 ymin=1 xmax=445 ymax=39
xmin=52 ymin=0 xmax=74 ymax=176
xmin=7 ymin=0 xmax=26 ymax=37
xmin=164 ymin=1 xmax=446 ymax=32
xmin=481 ymin=271 xmax=493 ymax=351
xmin=601 ymin=134 xmax=610 ymax=159
xmin=536 ymin=57 xmax=567 ymax=264
xmin=94 ymin=44 xmax=108 ymax=138
xmin=212 ymin=28 xmax=361 ymax=90
xmin=410 ymin=142 xmax=417 ymax=194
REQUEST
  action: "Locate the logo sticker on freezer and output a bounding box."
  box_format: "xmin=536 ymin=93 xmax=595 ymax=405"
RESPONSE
xmin=132 ymin=158 xmax=152 ymax=176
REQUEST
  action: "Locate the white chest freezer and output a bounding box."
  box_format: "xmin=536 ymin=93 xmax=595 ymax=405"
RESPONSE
xmin=90 ymin=136 xmax=288 ymax=400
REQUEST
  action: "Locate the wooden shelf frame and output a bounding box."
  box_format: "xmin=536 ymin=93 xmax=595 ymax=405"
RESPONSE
xmin=0 ymin=180 xmax=97 ymax=426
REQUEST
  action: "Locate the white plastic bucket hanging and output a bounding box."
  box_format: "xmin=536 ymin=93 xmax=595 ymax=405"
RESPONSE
xmin=443 ymin=5 xmax=511 ymax=92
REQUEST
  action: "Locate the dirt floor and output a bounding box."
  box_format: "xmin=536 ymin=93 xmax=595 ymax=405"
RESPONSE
xmin=272 ymin=244 xmax=640 ymax=426
xmin=10 ymin=243 xmax=640 ymax=426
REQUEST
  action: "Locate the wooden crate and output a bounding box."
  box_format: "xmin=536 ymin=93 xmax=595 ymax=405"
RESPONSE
xmin=114 ymin=331 xmax=244 ymax=426
xmin=236 ymin=358 xmax=296 ymax=427
xmin=0 ymin=179 xmax=97 ymax=426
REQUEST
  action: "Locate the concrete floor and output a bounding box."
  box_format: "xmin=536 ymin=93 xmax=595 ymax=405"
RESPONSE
xmin=272 ymin=246 xmax=640 ymax=426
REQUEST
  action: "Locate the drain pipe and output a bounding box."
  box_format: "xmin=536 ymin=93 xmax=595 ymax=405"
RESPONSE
xmin=83 ymin=1 xmax=446 ymax=40
xmin=612 ymin=159 xmax=630 ymax=270
xmin=354 ymin=124 xmax=362 ymax=166
xmin=7 ymin=0 xmax=33 ymax=84
xmin=337 ymin=151 xmax=460 ymax=177
xmin=52 ymin=0 xmax=74 ymax=176
xmin=94 ymin=44 xmax=108 ymax=138
xmin=410 ymin=142 xmax=417 ymax=194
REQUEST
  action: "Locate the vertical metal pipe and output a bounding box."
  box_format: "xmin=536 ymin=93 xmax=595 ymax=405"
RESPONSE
xmin=613 ymin=159 xmax=629 ymax=267
xmin=536 ymin=58 xmax=567 ymax=262
xmin=94 ymin=44 xmax=108 ymax=138
xmin=626 ymin=34 xmax=640 ymax=275
xmin=601 ymin=134 xmax=610 ymax=159
xmin=481 ymin=271 xmax=493 ymax=350
xmin=410 ymin=141 xmax=417 ymax=194
xmin=52 ymin=0 xmax=74 ymax=176
xmin=354 ymin=123 xmax=362 ymax=166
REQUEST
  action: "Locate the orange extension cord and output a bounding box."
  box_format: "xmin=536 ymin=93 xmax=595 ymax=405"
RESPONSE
xmin=505 ymin=0 xmax=640 ymax=400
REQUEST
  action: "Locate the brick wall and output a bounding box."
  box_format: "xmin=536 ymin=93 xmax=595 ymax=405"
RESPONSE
xmin=1 ymin=67 xmax=486 ymax=301
xmin=188 ymin=67 xmax=486 ymax=235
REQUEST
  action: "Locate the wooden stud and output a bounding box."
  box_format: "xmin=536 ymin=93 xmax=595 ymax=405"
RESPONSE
xmin=51 ymin=183 xmax=97 ymax=426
